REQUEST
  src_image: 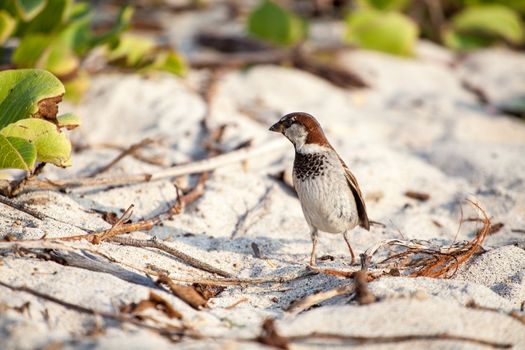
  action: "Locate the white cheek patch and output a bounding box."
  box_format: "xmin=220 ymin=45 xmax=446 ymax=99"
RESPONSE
xmin=285 ymin=124 xmax=307 ymax=148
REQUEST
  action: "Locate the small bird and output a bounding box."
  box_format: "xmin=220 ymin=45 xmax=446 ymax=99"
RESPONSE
xmin=270 ymin=112 xmax=370 ymax=266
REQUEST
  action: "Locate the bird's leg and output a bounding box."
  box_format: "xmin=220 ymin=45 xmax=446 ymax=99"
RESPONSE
xmin=309 ymin=228 xmax=319 ymax=266
xmin=343 ymin=231 xmax=356 ymax=265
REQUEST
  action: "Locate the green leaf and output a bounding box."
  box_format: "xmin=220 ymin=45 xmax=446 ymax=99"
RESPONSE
xmin=0 ymin=10 xmax=16 ymax=44
xmin=12 ymin=34 xmax=51 ymax=68
xmin=356 ymin=0 xmax=409 ymax=11
xmin=0 ymin=134 xmax=36 ymax=171
xmin=247 ymin=0 xmax=307 ymax=46
xmin=0 ymin=119 xmax=71 ymax=167
xmin=43 ymin=35 xmax=79 ymax=77
xmin=56 ymin=112 xmax=81 ymax=129
xmin=107 ymin=33 xmax=155 ymax=67
xmin=13 ymin=29 xmax=79 ymax=77
xmin=0 ymin=69 xmax=64 ymax=129
xmin=150 ymin=51 xmax=186 ymax=76
xmin=345 ymin=9 xmax=418 ymax=56
xmin=443 ymin=30 xmax=493 ymax=51
xmin=460 ymin=0 xmax=525 ymax=14
xmin=63 ymin=70 xmax=90 ymax=103
xmin=16 ymin=0 xmax=73 ymax=35
xmin=14 ymin=0 xmax=47 ymax=21
xmin=447 ymin=4 xmax=524 ymax=50
xmin=90 ymin=6 xmax=133 ymax=48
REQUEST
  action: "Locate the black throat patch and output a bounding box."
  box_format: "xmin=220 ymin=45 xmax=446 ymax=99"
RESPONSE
xmin=294 ymin=152 xmax=327 ymax=181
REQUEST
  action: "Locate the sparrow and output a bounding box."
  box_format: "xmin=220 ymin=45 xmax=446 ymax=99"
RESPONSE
xmin=270 ymin=112 xmax=370 ymax=266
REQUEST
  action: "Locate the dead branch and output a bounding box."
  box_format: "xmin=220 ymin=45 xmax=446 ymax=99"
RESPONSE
xmin=231 ymin=185 xmax=275 ymax=238
xmin=363 ymin=200 xmax=490 ymax=278
xmin=354 ymin=253 xmax=376 ymax=305
xmin=4 ymin=162 xmax=46 ymax=197
xmin=287 ymin=332 xmax=511 ymax=348
xmin=0 ymin=279 xmax=190 ymax=342
xmin=287 ymin=282 xmax=355 ymax=314
xmin=165 ymin=268 xmax=314 ymax=286
xmin=0 ymin=195 xmax=45 ymax=220
xmin=256 ymin=319 xmax=290 ymax=350
xmin=1 ymin=139 xmax=286 ymax=193
xmin=108 ymin=236 xmax=233 ymax=278
xmin=466 ymin=300 xmax=525 ymax=326
xmin=88 ymin=138 xmax=156 ymax=177
xmin=78 ymin=142 xmax=167 ymax=166
xmin=225 ymin=297 xmax=249 ymax=310
xmin=56 ymin=205 xmax=159 ymax=245
xmin=306 ymin=265 xmax=355 ymax=278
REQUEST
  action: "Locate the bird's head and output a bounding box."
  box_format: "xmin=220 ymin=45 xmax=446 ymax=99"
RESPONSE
xmin=269 ymin=112 xmax=329 ymax=150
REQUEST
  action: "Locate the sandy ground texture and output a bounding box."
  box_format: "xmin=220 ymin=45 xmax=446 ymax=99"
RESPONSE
xmin=1 ymin=44 xmax=525 ymax=349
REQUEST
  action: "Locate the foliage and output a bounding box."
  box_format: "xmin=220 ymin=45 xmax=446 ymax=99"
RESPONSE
xmin=106 ymin=33 xmax=186 ymax=76
xmin=345 ymin=9 xmax=418 ymax=56
xmin=0 ymin=1 xmax=186 ymax=102
xmin=444 ymin=4 xmax=524 ymax=50
xmin=0 ymin=69 xmax=79 ymax=171
xmin=247 ymin=0 xmax=307 ymax=46
xmin=357 ymin=0 xmax=410 ymax=11
xmin=246 ymin=0 xmax=525 ymax=56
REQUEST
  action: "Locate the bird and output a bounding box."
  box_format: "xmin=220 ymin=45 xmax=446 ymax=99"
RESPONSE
xmin=269 ymin=112 xmax=370 ymax=266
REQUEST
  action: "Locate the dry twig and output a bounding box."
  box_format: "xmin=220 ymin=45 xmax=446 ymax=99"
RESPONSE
xmin=0 ymin=195 xmax=45 ymax=220
xmin=287 ymin=282 xmax=355 ymax=314
xmin=88 ymin=138 xmax=156 ymax=177
xmin=0 ymin=279 xmax=189 ymax=341
xmin=363 ymin=200 xmax=490 ymax=278
xmin=286 ymin=332 xmax=511 ymax=348
xmin=354 ymin=254 xmax=376 ymax=305
xmin=108 ymin=236 xmax=233 ymax=278
xmin=0 ymin=139 xmax=286 ymax=193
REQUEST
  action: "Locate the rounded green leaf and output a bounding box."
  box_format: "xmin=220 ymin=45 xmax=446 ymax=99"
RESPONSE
xmin=0 ymin=69 xmax=65 ymax=129
xmin=107 ymin=33 xmax=155 ymax=67
xmin=345 ymin=9 xmax=418 ymax=56
xmin=90 ymin=6 xmax=133 ymax=48
xmin=16 ymin=0 xmax=73 ymax=35
xmin=450 ymin=4 xmax=524 ymax=47
xmin=0 ymin=10 xmax=16 ymax=44
xmin=12 ymin=34 xmax=51 ymax=68
xmin=150 ymin=51 xmax=186 ymax=76
xmin=14 ymin=0 xmax=47 ymax=21
xmin=0 ymin=119 xmax=71 ymax=167
xmin=356 ymin=0 xmax=410 ymax=11
xmin=56 ymin=112 xmax=81 ymax=129
xmin=0 ymin=134 xmax=36 ymax=171
xmin=247 ymin=0 xmax=307 ymax=46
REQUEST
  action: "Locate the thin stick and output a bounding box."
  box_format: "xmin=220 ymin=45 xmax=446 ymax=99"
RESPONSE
xmin=0 ymin=195 xmax=45 ymax=220
xmin=287 ymin=332 xmax=511 ymax=349
xmin=4 ymin=139 xmax=286 ymax=192
xmin=108 ymin=236 xmax=233 ymax=278
xmin=57 ymin=216 xmax=159 ymax=244
xmin=287 ymin=282 xmax=355 ymax=314
xmin=88 ymin=138 xmax=155 ymax=177
xmin=0 ymin=279 xmax=189 ymax=341
xmin=6 ymin=162 xmax=46 ymax=197
xmin=96 ymin=205 xmax=135 ymax=242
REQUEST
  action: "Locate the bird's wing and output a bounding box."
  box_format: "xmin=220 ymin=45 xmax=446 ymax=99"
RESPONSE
xmin=337 ymin=156 xmax=370 ymax=230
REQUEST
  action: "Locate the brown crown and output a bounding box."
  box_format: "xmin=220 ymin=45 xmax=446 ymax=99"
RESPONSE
xmin=283 ymin=112 xmax=331 ymax=147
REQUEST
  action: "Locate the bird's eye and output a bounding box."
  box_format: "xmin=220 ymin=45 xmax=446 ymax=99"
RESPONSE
xmin=283 ymin=118 xmax=294 ymax=128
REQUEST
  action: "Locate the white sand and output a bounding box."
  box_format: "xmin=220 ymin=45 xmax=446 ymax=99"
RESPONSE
xmin=1 ymin=44 xmax=524 ymax=349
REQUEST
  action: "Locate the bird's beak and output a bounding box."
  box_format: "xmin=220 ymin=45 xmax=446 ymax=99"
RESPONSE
xmin=269 ymin=122 xmax=285 ymax=134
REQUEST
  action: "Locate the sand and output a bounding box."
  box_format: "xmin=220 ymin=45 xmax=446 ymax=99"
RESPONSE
xmin=1 ymin=43 xmax=524 ymax=349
